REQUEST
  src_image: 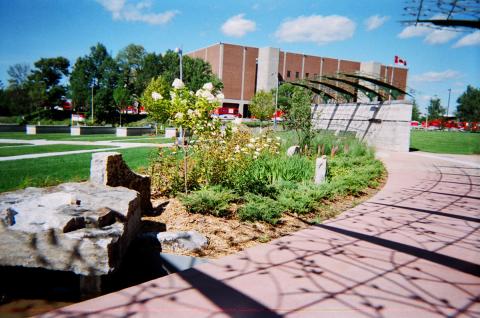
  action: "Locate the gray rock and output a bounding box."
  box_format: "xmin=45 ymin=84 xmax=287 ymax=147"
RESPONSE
xmin=286 ymin=145 xmax=300 ymax=157
xmin=0 ymin=182 xmax=142 ymax=276
xmin=314 ymin=155 xmax=327 ymax=184
xmin=155 ymin=231 xmax=208 ymax=251
xmin=90 ymin=152 xmax=152 ymax=211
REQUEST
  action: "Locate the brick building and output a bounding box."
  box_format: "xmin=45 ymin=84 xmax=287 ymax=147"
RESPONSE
xmin=187 ymin=43 xmax=408 ymax=116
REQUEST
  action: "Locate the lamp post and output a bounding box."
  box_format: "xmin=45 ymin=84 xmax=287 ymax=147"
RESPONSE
xmin=447 ymin=88 xmax=451 ymax=117
xmin=90 ymin=78 xmax=96 ymax=122
xmin=175 ymin=47 xmax=183 ymax=81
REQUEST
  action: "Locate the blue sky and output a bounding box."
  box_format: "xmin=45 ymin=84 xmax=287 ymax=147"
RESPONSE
xmin=0 ymin=0 xmax=479 ymax=113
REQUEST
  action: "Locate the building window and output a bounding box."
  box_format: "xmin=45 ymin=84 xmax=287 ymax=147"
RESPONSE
xmin=287 ymin=70 xmax=291 ymax=78
xmin=305 ymin=73 xmax=309 ymax=78
xmin=295 ymin=71 xmax=299 ymax=78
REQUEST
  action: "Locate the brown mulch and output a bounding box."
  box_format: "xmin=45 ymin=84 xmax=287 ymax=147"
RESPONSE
xmin=144 ymin=180 xmax=385 ymax=259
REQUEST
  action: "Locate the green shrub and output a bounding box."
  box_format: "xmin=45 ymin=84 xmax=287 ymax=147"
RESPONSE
xmin=179 ymin=186 xmax=238 ymax=217
xmin=238 ymin=194 xmax=284 ymax=224
xmin=242 ymin=121 xmax=273 ymax=128
xmin=276 ymin=183 xmax=332 ymax=214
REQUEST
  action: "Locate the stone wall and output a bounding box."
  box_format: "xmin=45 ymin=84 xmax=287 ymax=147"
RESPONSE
xmin=26 ymin=125 xmax=71 ymax=134
xmin=0 ymin=124 xmax=25 ymax=132
xmin=90 ymin=152 xmax=152 ymax=211
xmin=71 ymin=126 xmax=116 ymax=135
xmin=311 ymin=101 xmax=412 ymax=152
xmin=116 ymin=127 xmax=154 ymax=137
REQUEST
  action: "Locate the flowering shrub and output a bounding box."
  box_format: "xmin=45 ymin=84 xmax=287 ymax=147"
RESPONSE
xmin=191 ymin=127 xmax=281 ymax=188
xmin=141 ymin=77 xmax=224 ymax=130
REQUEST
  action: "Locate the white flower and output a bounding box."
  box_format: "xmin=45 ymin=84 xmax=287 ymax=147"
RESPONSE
xmin=216 ymin=93 xmax=225 ymax=101
xmin=170 ymin=91 xmax=176 ymax=99
xmin=267 ymin=138 xmax=272 ymax=143
xmin=172 ymin=78 xmax=185 ymax=89
xmin=247 ymin=143 xmax=254 ymax=149
xmin=199 ymin=90 xmax=215 ymax=102
xmin=254 ymin=151 xmax=260 ymax=156
xmin=275 ymin=136 xmax=281 ymax=140
xmin=151 ymin=91 xmax=162 ymax=101
xmin=187 ymin=109 xmax=194 ymax=115
xmin=249 ymin=138 xmax=255 ymax=143
xmin=234 ymin=145 xmax=240 ymax=153
xmin=202 ymin=82 xmax=213 ymax=91
xmin=174 ymin=112 xmax=184 ymax=119
xmin=194 ymin=109 xmax=201 ymax=117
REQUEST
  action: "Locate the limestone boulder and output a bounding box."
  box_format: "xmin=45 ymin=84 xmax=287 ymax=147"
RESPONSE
xmin=152 ymin=231 xmax=208 ymax=251
xmin=0 ymin=182 xmax=142 ymax=276
xmin=90 ymin=152 xmax=152 ymax=212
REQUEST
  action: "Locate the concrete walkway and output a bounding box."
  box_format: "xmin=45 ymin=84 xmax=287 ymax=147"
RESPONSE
xmin=40 ymin=152 xmax=480 ymax=318
xmin=0 ymin=138 xmax=173 ymax=161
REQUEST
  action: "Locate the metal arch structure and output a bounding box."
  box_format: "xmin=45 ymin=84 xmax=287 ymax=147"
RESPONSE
xmin=403 ymin=0 xmax=480 ymax=30
xmin=284 ymin=73 xmax=411 ymax=103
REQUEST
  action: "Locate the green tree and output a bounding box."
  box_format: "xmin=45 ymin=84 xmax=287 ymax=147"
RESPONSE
xmin=456 ymin=85 xmax=480 ymax=122
xmin=116 ymin=44 xmax=147 ymax=96
xmin=161 ymin=50 xmax=222 ymax=92
xmin=250 ymin=90 xmax=275 ymax=121
xmin=140 ymin=76 xmax=172 ymax=124
xmin=69 ymin=43 xmax=120 ymax=123
xmin=182 ymin=57 xmax=223 ymax=92
xmin=427 ymin=97 xmax=445 ymax=120
xmin=113 ymin=86 xmax=131 ymax=126
xmin=28 ymin=57 xmax=70 ymax=113
xmin=136 ymin=52 xmax=163 ymax=94
xmin=411 ymin=99 xmax=421 ymax=121
xmin=281 ymin=86 xmax=313 ymax=148
xmin=69 ymin=57 xmax=92 ymax=112
xmin=7 ymin=63 xmax=30 ymax=87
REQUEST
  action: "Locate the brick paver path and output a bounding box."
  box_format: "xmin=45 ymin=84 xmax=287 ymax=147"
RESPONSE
xmin=40 ymin=152 xmax=480 ymax=318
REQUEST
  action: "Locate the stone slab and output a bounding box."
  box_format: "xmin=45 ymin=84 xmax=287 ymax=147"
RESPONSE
xmin=0 ymin=182 xmax=142 ymax=276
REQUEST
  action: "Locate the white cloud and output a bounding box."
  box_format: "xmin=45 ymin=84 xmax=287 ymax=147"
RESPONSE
xmin=364 ymin=15 xmax=389 ymax=31
xmin=221 ymin=14 xmax=256 ymax=38
xmin=275 ymin=15 xmax=355 ymax=45
xmin=453 ymin=31 xmax=480 ymax=48
xmin=424 ymin=29 xmax=458 ymax=44
xmin=398 ymin=22 xmax=458 ymax=44
xmin=412 ymin=70 xmax=461 ymax=82
xmin=398 ymin=25 xmax=431 ymax=38
xmin=97 ymin=0 xmax=177 ymax=25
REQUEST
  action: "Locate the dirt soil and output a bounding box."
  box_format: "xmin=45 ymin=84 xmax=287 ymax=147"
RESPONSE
xmin=145 ymin=182 xmax=384 ymax=259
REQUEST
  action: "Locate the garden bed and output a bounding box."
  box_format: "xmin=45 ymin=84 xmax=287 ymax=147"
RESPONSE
xmin=146 ymin=180 xmax=384 ymax=258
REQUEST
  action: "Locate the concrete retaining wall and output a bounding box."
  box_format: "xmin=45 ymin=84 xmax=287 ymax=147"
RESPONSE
xmin=116 ymin=127 xmax=155 ymax=137
xmin=0 ymin=124 xmax=25 ymax=132
xmin=26 ymin=125 xmax=70 ymax=134
xmin=311 ymin=101 xmax=412 ymax=152
xmin=71 ymin=126 xmax=116 ymax=135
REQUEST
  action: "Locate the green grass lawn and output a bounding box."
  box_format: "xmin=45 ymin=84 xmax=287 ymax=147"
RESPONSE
xmin=410 ymin=130 xmax=480 ymax=155
xmin=0 ymin=132 xmax=168 ymax=142
xmin=0 ymin=144 xmax=117 ymax=157
xmin=0 ymin=147 xmax=158 ymax=193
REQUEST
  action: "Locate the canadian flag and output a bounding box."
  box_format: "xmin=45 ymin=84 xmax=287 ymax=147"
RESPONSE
xmin=394 ymin=55 xmax=407 ymax=66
